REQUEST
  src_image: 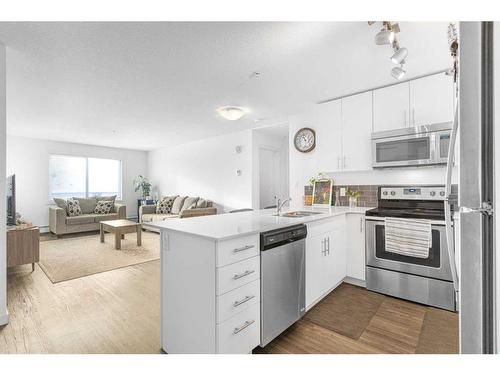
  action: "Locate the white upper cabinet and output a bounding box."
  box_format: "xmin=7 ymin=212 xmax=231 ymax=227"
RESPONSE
xmin=373 ymin=82 xmax=410 ymax=132
xmin=341 ymin=91 xmax=373 ymax=171
xmin=409 ymin=73 xmax=455 ymax=126
xmin=315 ymin=99 xmax=342 ymax=172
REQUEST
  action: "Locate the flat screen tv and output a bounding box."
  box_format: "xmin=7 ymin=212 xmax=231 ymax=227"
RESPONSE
xmin=6 ymin=174 xmax=16 ymax=226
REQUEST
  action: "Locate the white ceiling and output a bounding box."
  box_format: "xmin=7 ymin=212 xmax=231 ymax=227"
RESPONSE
xmin=0 ymin=22 xmax=452 ymax=151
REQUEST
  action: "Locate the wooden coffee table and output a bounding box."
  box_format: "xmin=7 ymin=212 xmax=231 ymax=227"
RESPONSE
xmin=100 ymin=219 xmax=142 ymax=250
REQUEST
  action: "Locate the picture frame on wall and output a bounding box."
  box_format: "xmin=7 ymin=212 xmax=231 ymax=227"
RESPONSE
xmin=312 ymin=178 xmax=333 ymax=207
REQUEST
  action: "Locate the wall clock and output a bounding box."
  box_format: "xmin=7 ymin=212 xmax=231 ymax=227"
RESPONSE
xmin=294 ymin=127 xmax=316 ymax=153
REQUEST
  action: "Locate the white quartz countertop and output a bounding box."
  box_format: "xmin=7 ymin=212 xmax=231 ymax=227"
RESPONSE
xmin=147 ymin=205 xmax=372 ymax=241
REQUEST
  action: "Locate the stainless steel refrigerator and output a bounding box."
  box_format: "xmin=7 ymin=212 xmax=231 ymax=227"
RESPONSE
xmin=456 ymin=21 xmax=495 ymax=354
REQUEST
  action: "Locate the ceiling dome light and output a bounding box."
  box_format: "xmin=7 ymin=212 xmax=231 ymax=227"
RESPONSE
xmin=391 ymin=47 xmax=408 ymax=64
xmin=375 ymin=29 xmax=395 ymax=45
xmin=391 ymin=65 xmax=406 ymax=80
xmin=217 ymin=106 xmax=247 ymax=121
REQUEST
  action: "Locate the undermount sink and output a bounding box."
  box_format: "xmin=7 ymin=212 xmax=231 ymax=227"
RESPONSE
xmin=274 ymin=211 xmax=323 ymax=218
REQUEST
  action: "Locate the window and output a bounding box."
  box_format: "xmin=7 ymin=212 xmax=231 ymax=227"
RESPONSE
xmin=49 ymin=155 xmax=122 ymax=200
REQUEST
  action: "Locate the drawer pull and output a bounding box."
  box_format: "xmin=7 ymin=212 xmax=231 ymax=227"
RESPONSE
xmin=233 ymin=319 xmax=255 ymax=335
xmin=233 ymin=270 xmax=255 ymax=280
xmin=233 ymin=245 xmax=255 ymax=253
xmin=233 ymin=295 xmax=255 ymax=307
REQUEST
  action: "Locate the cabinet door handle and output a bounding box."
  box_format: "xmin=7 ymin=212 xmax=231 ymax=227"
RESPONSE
xmin=321 ymin=238 xmax=326 ymax=255
xmin=404 ymin=110 xmax=407 ymax=127
xmin=233 ymin=295 xmax=255 ymax=307
xmin=360 ymin=217 xmax=363 ymax=232
xmin=343 ymin=156 xmax=347 ymax=169
xmin=233 ymin=270 xmax=255 ymax=280
xmin=233 ymin=319 xmax=255 ymax=335
xmin=233 ymin=245 xmax=255 ymax=253
xmin=337 ymin=157 xmax=341 ymax=169
xmin=327 ymin=237 xmax=330 ymax=254
xmin=412 ymin=108 xmax=415 ymax=126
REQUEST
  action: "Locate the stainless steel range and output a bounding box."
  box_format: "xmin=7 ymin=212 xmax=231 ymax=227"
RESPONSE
xmin=365 ymin=186 xmax=457 ymax=311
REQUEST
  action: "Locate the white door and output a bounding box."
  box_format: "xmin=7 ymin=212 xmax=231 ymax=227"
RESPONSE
xmin=346 ymin=214 xmax=366 ymax=281
xmin=315 ymin=99 xmax=342 ymax=172
xmin=341 ymin=91 xmax=373 ymax=171
xmin=324 ymin=227 xmax=346 ymax=289
xmin=259 ymin=148 xmax=280 ymax=208
xmin=409 ymin=73 xmax=455 ymax=126
xmin=373 ymin=82 xmax=410 ymax=132
xmin=305 ymin=233 xmax=327 ymax=308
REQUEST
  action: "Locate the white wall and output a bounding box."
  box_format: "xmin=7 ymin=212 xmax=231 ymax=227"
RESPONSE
xmin=251 ymin=126 xmax=289 ymax=209
xmin=6 ymin=136 xmax=148 ymax=228
xmin=148 ymin=130 xmax=253 ymax=213
xmin=1 ymin=43 xmax=8 ymax=326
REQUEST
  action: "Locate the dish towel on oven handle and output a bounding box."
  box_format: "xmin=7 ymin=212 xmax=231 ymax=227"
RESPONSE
xmin=384 ymin=217 xmax=432 ymax=258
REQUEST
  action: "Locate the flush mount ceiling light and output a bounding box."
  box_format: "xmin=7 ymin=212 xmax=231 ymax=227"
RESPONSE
xmin=391 ymin=65 xmax=406 ymax=80
xmin=375 ymin=29 xmax=395 ymax=45
xmin=217 ymin=106 xmax=247 ymax=121
xmin=391 ymin=47 xmax=408 ymax=64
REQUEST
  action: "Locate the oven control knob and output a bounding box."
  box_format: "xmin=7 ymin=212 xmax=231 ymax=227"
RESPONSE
xmin=383 ymin=191 xmax=388 ymax=196
xmin=440 ymin=191 xmax=445 ymax=196
xmin=430 ymin=191 xmax=436 ymax=197
xmin=390 ymin=191 xmax=396 ymax=196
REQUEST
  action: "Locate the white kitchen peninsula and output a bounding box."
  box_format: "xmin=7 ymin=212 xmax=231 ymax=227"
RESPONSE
xmin=149 ymin=206 xmax=370 ymax=354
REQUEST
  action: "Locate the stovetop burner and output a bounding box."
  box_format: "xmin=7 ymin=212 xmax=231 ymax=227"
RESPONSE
xmin=365 ymin=207 xmax=445 ymax=220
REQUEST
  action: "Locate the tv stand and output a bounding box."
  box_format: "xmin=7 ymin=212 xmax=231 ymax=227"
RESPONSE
xmin=7 ymin=224 xmax=40 ymax=272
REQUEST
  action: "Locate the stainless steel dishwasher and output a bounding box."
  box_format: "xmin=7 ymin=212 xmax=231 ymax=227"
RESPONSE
xmin=260 ymin=224 xmax=307 ymax=347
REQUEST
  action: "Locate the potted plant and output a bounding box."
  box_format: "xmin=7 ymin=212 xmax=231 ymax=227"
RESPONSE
xmin=346 ymin=190 xmax=361 ymax=208
xmin=134 ymin=175 xmax=152 ymax=200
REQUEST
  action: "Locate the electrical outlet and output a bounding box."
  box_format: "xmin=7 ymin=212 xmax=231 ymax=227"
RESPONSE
xmin=340 ymin=187 xmax=346 ymax=196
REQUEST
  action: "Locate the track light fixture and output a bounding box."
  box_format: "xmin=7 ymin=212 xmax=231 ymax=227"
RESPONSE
xmin=370 ymin=21 xmax=408 ymax=80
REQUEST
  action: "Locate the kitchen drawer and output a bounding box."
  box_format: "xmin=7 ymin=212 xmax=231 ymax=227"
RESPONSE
xmin=217 ymin=234 xmax=260 ymax=267
xmin=306 ymin=216 xmax=345 ymax=237
xmin=217 ymin=303 xmax=260 ymax=354
xmin=217 ymin=278 xmax=260 ymax=323
xmin=217 ymin=255 xmax=260 ymax=295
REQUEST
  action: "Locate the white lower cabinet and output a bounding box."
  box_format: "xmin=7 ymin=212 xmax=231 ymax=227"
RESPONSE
xmin=217 ymin=303 xmax=261 ymax=354
xmin=346 ymin=214 xmax=366 ymax=282
xmin=306 ymin=217 xmax=346 ymax=309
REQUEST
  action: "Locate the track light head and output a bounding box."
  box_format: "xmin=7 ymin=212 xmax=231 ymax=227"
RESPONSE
xmin=391 ymin=65 xmax=406 ymax=80
xmin=391 ymin=47 xmax=408 ymax=64
xmin=375 ymin=29 xmax=395 ymax=45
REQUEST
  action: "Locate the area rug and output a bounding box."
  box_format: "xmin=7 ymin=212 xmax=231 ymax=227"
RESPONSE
xmin=39 ymin=231 xmax=160 ymax=283
xmin=303 ymin=283 xmax=384 ymax=339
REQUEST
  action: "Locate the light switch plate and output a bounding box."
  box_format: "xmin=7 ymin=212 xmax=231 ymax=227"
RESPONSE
xmin=340 ymin=187 xmax=346 ymax=196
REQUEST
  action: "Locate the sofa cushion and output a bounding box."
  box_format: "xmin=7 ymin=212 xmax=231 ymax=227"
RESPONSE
xmin=94 ymin=200 xmax=114 ymax=214
xmin=94 ymin=195 xmax=117 ymax=202
xmin=171 ymin=196 xmax=187 ymax=214
xmin=53 ymin=198 xmax=68 ymax=211
xmin=156 ymin=196 xmax=177 ymax=214
xmin=66 ymin=214 xmax=95 ymax=225
xmin=181 ymin=197 xmax=199 ymax=211
xmin=72 ymin=197 xmax=98 ymax=214
xmin=67 ymin=200 xmax=83 ymax=217
xmin=142 ymin=213 xmax=179 ymax=223
xmin=93 ymin=213 xmax=119 ymax=222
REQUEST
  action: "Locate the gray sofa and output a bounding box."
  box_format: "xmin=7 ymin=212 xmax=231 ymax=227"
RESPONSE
xmin=49 ymin=197 xmax=126 ymax=236
xmin=140 ymin=196 xmax=216 ymax=231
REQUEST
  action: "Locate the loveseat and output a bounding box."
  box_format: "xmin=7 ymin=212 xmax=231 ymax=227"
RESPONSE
xmin=140 ymin=195 xmax=216 ymax=231
xmin=49 ymin=196 xmax=126 ymax=237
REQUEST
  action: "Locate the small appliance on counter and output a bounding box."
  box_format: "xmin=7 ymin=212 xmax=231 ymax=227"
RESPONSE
xmin=364 ymin=185 xmax=457 ymax=311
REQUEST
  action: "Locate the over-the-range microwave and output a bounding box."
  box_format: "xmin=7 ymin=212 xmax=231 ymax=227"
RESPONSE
xmin=371 ymin=122 xmax=452 ymax=168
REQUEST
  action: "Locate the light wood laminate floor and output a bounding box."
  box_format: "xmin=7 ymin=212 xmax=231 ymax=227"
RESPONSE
xmin=1 ymin=260 xmax=458 ymax=354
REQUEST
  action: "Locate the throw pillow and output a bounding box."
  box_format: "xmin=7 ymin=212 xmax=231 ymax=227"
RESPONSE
xmin=94 ymin=200 xmax=114 ymax=214
xmin=171 ymin=196 xmax=187 ymax=214
xmin=156 ymin=196 xmax=177 ymax=214
xmin=67 ymin=200 xmax=82 ymax=217
xmin=181 ymin=197 xmax=199 ymax=211
xmin=53 ymin=197 xmax=68 ymax=211
xmin=196 ymin=198 xmax=207 ymax=208
xmin=72 ymin=197 xmax=98 ymax=214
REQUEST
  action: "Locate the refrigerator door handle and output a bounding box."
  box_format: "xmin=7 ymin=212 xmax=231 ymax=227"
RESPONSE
xmin=444 ymin=105 xmax=460 ymax=298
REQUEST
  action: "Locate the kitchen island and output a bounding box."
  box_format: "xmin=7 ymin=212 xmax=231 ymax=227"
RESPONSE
xmin=149 ymin=205 xmax=371 ymax=354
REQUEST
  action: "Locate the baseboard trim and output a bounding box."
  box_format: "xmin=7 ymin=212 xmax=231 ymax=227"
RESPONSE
xmin=0 ymin=309 xmax=9 ymax=326
xmin=343 ymin=276 xmax=366 ymax=288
